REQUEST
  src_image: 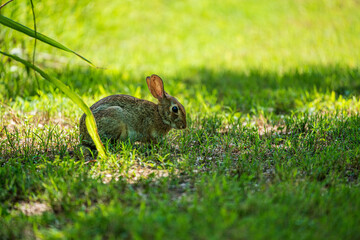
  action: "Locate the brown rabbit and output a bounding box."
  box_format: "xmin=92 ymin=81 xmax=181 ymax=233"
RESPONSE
xmin=79 ymin=74 xmax=186 ymax=148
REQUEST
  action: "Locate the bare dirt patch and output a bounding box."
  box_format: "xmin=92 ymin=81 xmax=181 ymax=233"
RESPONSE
xmin=17 ymin=202 xmax=52 ymax=216
xmin=99 ymin=163 xmax=180 ymax=184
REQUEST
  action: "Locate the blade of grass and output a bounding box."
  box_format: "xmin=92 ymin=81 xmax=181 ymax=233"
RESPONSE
xmin=0 ymin=0 xmax=14 ymax=9
xmin=0 ymin=51 xmax=107 ymax=158
xmin=0 ymin=15 xmax=94 ymax=66
xmin=29 ymin=0 xmax=40 ymax=89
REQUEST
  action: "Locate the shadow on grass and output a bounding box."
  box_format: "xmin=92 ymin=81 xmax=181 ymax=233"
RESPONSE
xmin=185 ymin=65 xmax=360 ymax=114
xmin=2 ymin=62 xmax=359 ymax=114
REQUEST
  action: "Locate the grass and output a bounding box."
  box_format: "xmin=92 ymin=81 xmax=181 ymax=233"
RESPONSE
xmin=1 ymin=0 xmax=360 ymax=239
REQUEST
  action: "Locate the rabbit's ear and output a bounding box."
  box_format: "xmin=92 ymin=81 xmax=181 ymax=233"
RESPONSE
xmin=147 ymin=74 xmax=165 ymax=100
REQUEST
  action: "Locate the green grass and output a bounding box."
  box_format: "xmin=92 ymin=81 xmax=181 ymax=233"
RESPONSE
xmin=1 ymin=0 xmax=360 ymax=239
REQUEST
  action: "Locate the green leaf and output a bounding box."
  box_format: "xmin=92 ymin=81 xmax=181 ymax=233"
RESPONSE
xmin=0 ymin=51 xmax=107 ymax=159
xmin=0 ymin=14 xmax=94 ymax=66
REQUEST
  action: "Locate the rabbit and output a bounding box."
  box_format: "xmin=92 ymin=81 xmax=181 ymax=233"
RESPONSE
xmin=79 ymin=74 xmax=186 ymax=148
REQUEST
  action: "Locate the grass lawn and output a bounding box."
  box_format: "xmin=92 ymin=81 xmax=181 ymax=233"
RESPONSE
xmin=1 ymin=0 xmax=360 ymax=239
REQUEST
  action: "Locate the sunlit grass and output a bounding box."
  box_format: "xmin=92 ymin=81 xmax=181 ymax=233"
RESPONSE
xmin=1 ymin=0 xmax=360 ymax=239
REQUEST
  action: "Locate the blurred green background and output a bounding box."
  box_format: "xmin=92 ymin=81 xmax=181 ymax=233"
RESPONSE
xmin=1 ymin=0 xmax=360 ymax=118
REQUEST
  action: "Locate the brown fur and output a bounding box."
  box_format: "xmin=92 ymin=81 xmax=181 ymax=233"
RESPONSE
xmin=79 ymin=75 xmax=186 ymax=148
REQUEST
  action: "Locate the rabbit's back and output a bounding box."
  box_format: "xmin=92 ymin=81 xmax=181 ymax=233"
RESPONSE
xmin=79 ymin=94 xmax=168 ymax=147
xmin=90 ymin=94 xmax=136 ymax=109
xmin=91 ymin=95 xmax=161 ymax=133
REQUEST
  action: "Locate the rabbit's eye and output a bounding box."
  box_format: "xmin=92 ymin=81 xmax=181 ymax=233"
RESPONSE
xmin=172 ymin=106 xmax=178 ymax=113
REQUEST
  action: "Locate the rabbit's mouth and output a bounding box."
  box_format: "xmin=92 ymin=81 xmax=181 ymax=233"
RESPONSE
xmin=171 ymin=122 xmax=186 ymax=130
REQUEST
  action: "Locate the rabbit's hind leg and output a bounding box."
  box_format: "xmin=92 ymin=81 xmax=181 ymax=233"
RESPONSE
xmin=93 ymin=106 xmax=128 ymax=143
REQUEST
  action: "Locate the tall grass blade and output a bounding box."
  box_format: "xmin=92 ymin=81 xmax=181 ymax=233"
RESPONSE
xmin=0 ymin=0 xmax=14 ymax=9
xmin=29 ymin=0 xmax=40 ymax=88
xmin=0 ymin=15 xmax=94 ymax=66
xmin=0 ymin=51 xmax=107 ymax=158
